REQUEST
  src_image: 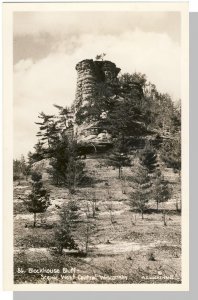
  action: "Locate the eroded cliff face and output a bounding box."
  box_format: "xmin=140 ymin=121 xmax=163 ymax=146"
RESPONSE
xmin=73 ymin=59 xmax=120 ymax=145
xmin=75 ymin=59 xmax=120 ymax=108
xmin=73 ymin=59 xmax=146 ymax=149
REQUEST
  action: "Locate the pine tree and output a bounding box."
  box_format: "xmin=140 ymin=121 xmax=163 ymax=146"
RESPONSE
xmin=50 ymin=137 xmax=85 ymax=191
xmin=24 ymin=172 xmax=50 ymax=227
xmin=152 ymin=170 xmax=172 ymax=211
xmin=13 ymin=159 xmax=21 ymax=182
xmin=129 ymin=160 xmax=152 ymax=219
xmin=159 ymin=98 xmax=181 ymax=172
xmin=66 ymin=155 xmax=85 ymax=193
xmin=138 ymin=141 xmax=158 ymax=174
xmin=13 ymin=156 xmax=31 ymax=182
xmin=108 ymin=96 xmax=146 ymax=140
xmin=30 ymin=141 xmax=45 ymax=163
xmin=80 ymin=201 xmax=98 ymax=255
xmin=108 ymin=150 xmax=130 ymax=179
xmin=107 ymin=134 xmax=131 ymax=179
xmin=95 ymin=53 xmax=106 ymax=61
xmin=27 ymin=151 xmax=34 ymax=166
xmin=53 ymin=104 xmax=71 ymax=129
xmin=160 ymin=135 xmax=181 ymax=171
xmin=19 ymin=155 xmax=31 ymax=181
xmin=35 ymin=112 xmax=59 ymax=150
xmin=54 ymin=201 xmax=79 ymax=254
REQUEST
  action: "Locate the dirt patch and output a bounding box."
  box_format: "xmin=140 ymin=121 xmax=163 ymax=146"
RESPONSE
xmin=94 ymin=240 xmax=166 ymax=255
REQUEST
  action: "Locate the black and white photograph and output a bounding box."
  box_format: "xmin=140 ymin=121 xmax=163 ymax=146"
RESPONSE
xmin=3 ymin=2 xmax=189 ymax=291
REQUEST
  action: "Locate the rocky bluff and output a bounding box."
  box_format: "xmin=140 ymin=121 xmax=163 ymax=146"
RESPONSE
xmin=71 ymin=59 xmax=143 ymax=151
xmin=75 ymin=59 xmax=120 ymax=109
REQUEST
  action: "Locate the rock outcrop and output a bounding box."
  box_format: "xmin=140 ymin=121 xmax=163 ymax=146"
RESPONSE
xmin=32 ymin=159 xmax=53 ymax=181
xmin=72 ymin=58 xmax=148 ymax=150
xmin=74 ymin=59 xmax=120 ymax=146
xmin=75 ymin=59 xmax=120 ymax=109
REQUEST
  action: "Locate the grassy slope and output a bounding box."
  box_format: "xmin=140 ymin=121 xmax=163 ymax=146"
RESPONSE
xmin=14 ymin=155 xmax=181 ymax=284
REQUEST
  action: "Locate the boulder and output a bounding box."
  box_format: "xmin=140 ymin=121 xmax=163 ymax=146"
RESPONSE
xmin=31 ymin=158 xmax=52 ymax=181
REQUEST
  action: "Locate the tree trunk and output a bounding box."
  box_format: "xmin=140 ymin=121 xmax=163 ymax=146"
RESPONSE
xmin=92 ymin=199 xmax=96 ymax=218
xmin=118 ymin=167 xmax=121 ymax=179
xmin=141 ymin=211 xmax=144 ymax=219
xmin=122 ymin=178 xmax=126 ymax=194
xmin=85 ymin=224 xmax=89 ymax=254
xmin=156 ymin=200 xmax=159 ymax=211
xmin=110 ymin=211 xmax=114 ymax=224
xmin=33 ymin=213 xmax=36 ymax=227
xmin=163 ymin=210 xmax=166 ymax=226
xmin=175 ymin=198 xmax=179 ymax=211
xmin=73 ymin=161 xmax=76 ymax=192
xmin=58 ymin=245 xmax=63 ymax=255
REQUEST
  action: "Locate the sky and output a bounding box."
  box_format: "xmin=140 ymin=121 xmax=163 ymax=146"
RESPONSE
xmin=13 ymin=11 xmax=181 ymax=159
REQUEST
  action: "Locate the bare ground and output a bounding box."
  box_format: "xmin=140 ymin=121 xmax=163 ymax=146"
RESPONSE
xmin=14 ymin=156 xmax=181 ymax=284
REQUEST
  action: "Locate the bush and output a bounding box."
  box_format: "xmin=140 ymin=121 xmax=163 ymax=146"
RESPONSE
xmin=147 ymin=251 xmax=156 ymax=261
xmin=54 ymin=201 xmax=79 ymax=254
xmin=24 ymin=172 xmax=50 ymax=227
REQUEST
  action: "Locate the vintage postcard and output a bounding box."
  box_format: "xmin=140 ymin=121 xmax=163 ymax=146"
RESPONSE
xmin=3 ymin=2 xmax=189 ymax=291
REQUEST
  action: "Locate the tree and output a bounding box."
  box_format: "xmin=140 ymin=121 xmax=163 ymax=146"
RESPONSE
xmin=138 ymin=142 xmax=158 ymax=174
xmin=30 ymin=141 xmax=45 ymax=163
xmin=108 ymin=150 xmax=130 ymax=179
xmin=19 ymin=155 xmax=31 ymax=181
xmin=152 ymin=170 xmax=172 ymax=211
xmin=13 ymin=159 xmax=22 ymax=182
xmin=75 ymin=71 xmax=147 ymax=139
xmin=24 ymin=172 xmax=50 ymax=227
xmin=53 ymin=104 xmax=72 ymax=129
xmin=66 ymin=142 xmax=86 ymax=193
xmin=107 ymin=96 xmax=146 ymax=141
xmin=50 ymin=137 xmax=85 ymax=191
xmin=35 ymin=112 xmax=59 ymax=149
xmin=147 ymin=93 xmax=175 ymax=135
xmin=107 ymin=136 xmax=131 ymax=179
xmin=27 ymin=151 xmax=34 ymax=167
xmin=95 ymin=53 xmax=106 ymax=61
xmin=160 ymin=135 xmax=181 ymax=171
xmin=129 ymin=160 xmax=152 ymax=219
xmin=159 ymin=98 xmax=181 ymax=172
xmin=140 ymin=82 xmax=178 ymax=136
xmin=49 ymin=136 xmax=70 ymax=186
xmin=105 ymin=188 xmax=116 ymax=225
xmin=80 ymin=202 xmax=98 ymax=255
xmin=86 ymin=191 xmax=98 ymax=218
xmin=119 ymin=72 xmax=147 ymax=93
xmin=13 ymin=155 xmax=31 ymax=182
xmin=54 ymin=200 xmax=79 ymax=254
xmin=170 ymin=100 xmax=181 ymax=135
xmin=118 ymin=73 xmax=146 ymax=122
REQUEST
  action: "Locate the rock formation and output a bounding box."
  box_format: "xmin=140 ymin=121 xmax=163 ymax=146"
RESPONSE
xmin=72 ymin=58 xmax=149 ymax=151
xmin=74 ymin=59 xmax=120 ymax=109
xmin=73 ymin=59 xmax=120 ymax=146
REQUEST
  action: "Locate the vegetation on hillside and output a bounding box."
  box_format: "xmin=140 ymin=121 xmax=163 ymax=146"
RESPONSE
xmin=13 ymin=61 xmax=182 ymax=284
xmin=23 ymin=172 xmax=50 ymax=227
